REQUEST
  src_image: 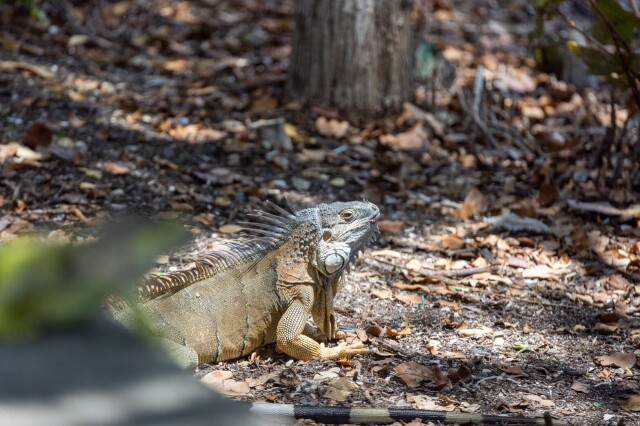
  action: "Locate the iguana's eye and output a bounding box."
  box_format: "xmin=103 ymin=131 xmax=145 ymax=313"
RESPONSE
xmin=340 ymin=210 xmax=354 ymax=221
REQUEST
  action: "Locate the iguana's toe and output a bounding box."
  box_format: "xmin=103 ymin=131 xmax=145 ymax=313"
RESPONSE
xmin=318 ymin=342 xmax=370 ymax=360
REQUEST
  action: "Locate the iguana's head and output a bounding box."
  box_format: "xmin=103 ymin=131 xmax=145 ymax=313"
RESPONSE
xmin=314 ymin=201 xmax=380 ymax=276
xmin=245 ymin=200 xmax=379 ymax=276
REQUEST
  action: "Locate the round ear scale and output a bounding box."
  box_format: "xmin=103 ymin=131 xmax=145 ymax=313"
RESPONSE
xmin=322 ymin=230 xmax=332 ymax=241
xmin=324 ymin=253 xmax=346 ymax=274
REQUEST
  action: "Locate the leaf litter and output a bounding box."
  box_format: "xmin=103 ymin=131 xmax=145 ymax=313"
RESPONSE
xmin=1 ymin=0 xmax=640 ymax=424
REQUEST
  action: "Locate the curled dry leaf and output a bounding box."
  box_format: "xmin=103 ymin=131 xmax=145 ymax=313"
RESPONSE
xmin=522 ymin=394 xmax=555 ymax=408
xmin=593 ymin=322 xmax=618 ymax=334
xmin=502 ymin=365 xmax=527 ymax=376
xmin=313 ymin=367 xmax=341 ymax=382
xmin=365 ymin=324 xmax=384 ymax=337
xmin=104 ymin=162 xmax=130 ymax=175
xmin=456 ymin=325 xmax=493 ymax=338
xmin=394 ymin=362 xmax=449 ymax=389
xmin=323 ymin=377 xmax=359 ymax=402
xmin=454 ymin=187 xmax=486 ymax=220
xmin=394 ymin=292 xmax=423 ymax=305
xmin=315 ymin=116 xmax=349 ymax=139
xmin=379 ymin=124 xmax=426 ymax=151
xmin=201 ymin=370 xmax=251 ymax=396
xmin=447 ymin=364 xmax=472 ymax=383
xmin=441 ymin=235 xmax=465 ymax=250
xmin=606 ymin=274 xmax=631 ymax=291
xmin=522 ymin=265 xmax=570 ymax=280
xmin=570 ymin=379 xmax=590 ymax=394
xmin=595 ymin=352 xmax=636 ymax=369
xmin=377 ymin=220 xmax=404 ymax=234
xmin=22 ymin=122 xmax=52 ymax=149
xmin=411 ymin=395 xmax=456 ymax=411
xmin=371 ymin=289 xmax=393 ymax=300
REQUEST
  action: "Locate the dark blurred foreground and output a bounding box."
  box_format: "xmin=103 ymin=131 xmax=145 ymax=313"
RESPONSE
xmin=0 ymin=318 xmax=263 ymax=426
xmin=0 ymin=222 xmax=264 ymax=425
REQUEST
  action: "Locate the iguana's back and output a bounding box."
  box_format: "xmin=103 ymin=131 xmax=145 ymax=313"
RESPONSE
xmin=140 ymin=253 xmax=282 ymax=363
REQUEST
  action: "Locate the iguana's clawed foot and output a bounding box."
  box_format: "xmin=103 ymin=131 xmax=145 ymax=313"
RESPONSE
xmin=318 ymin=342 xmax=370 ymax=360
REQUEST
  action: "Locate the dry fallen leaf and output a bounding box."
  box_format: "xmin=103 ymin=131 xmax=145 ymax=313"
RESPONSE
xmin=605 ymin=274 xmax=631 ymax=291
xmin=595 ymin=352 xmax=636 ymax=369
xmin=441 ymin=235 xmax=465 ymax=250
xmin=379 ymin=124 xmax=426 ymax=150
xmin=104 ymin=162 xmax=130 ymax=175
xmin=394 ymin=292 xmax=423 ymax=305
xmin=201 ymin=370 xmax=251 ymax=396
xmin=456 ymin=325 xmax=493 ymax=338
xmin=323 ymin=377 xmax=359 ymax=402
xmin=455 ymin=187 xmax=486 ymax=220
xmin=377 ymin=220 xmax=404 ymax=234
xmin=22 ymin=122 xmax=52 ymax=149
xmin=502 ymin=365 xmax=527 ymax=376
xmin=570 ymin=379 xmax=590 ymax=394
xmin=365 ymin=324 xmax=384 ymax=337
xmin=447 ymin=364 xmax=472 ymax=383
xmin=538 ymin=182 xmax=559 ymax=206
xmin=371 ymin=289 xmax=393 ymax=300
xmin=218 ymin=224 xmax=242 ymax=234
xmin=313 ymin=367 xmax=341 ymax=382
xmin=411 ymin=394 xmax=456 ymax=411
xmin=623 ymin=394 xmax=640 ymax=411
xmin=521 ymin=394 xmax=555 ymax=408
xmin=394 ymin=362 xmax=449 ymax=389
xmin=315 ymin=116 xmax=349 ymax=139
xmin=522 ymin=265 xmax=570 ymax=280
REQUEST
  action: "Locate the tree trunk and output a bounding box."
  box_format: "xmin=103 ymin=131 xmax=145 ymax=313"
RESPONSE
xmin=287 ymin=0 xmax=415 ymax=124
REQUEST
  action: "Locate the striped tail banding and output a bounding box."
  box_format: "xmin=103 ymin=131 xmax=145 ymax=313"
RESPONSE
xmin=247 ymin=403 xmax=564 ymax=425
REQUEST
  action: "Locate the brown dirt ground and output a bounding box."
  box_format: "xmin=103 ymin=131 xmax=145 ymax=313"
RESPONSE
xmin=1 ymin=1 xmax=640 ymax=425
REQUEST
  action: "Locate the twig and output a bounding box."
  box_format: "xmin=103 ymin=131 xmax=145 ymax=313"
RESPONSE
xmin=371 ymin=257 xmax=575 ymax=309
xmin=472 ymin=65 xmax=484 ymax=115
xmin=589 ymin=0 xmax=640 ymax=108
xmin=372 ymin=256 xmax=496 ymax=278
xmin=439 ymin=266 xmax=497 ymax=277
xmin=458 ymin=89 xmax=500 ymax=149
xmin=372 ymin=257 xmax=458 ymax=285
xmin=631 ymin=0 xmax=640 ymax=18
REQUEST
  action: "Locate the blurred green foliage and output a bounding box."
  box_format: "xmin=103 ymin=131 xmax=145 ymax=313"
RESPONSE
xmin=531 ymin=0 xmax=640 ymax=106
xmin=0 ymin=0 xmax=46 ymax=21
xmin=0 ymin=222 xmax=189 ymax=339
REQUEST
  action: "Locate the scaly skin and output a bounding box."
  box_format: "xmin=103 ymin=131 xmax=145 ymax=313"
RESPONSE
xmin=112 ymin=201 xmax=379 ymax=368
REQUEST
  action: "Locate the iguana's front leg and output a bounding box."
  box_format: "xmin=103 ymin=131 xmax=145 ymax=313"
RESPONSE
xmin=277 ymin=287 xmax=369 ymax=361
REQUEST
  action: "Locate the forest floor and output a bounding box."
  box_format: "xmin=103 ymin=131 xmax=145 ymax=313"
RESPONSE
xmin=1 ymin=0 xmax=640 ymax=425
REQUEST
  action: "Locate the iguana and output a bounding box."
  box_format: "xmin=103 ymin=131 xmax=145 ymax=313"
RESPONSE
xmin=111 ymin=200 xmax=380 ymax=369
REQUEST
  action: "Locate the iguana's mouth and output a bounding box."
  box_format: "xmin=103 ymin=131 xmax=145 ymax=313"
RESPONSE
xmin=368 ymin=212 xmax=379 ymax=224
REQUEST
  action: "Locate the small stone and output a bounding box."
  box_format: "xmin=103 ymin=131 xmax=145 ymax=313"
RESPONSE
xmin=291 ymin=177 xmax=311 ymax=191
xmin=271 ymin=179 xmax=288 ymax=189
xmin=214 ymin=196 xmax=231 ymax=207
xmin=329 ymin=177 xmax=345 ymax=187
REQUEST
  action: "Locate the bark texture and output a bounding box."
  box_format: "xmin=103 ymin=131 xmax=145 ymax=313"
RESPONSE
xmin=287 ymin=0 xmax=415 ymax=123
